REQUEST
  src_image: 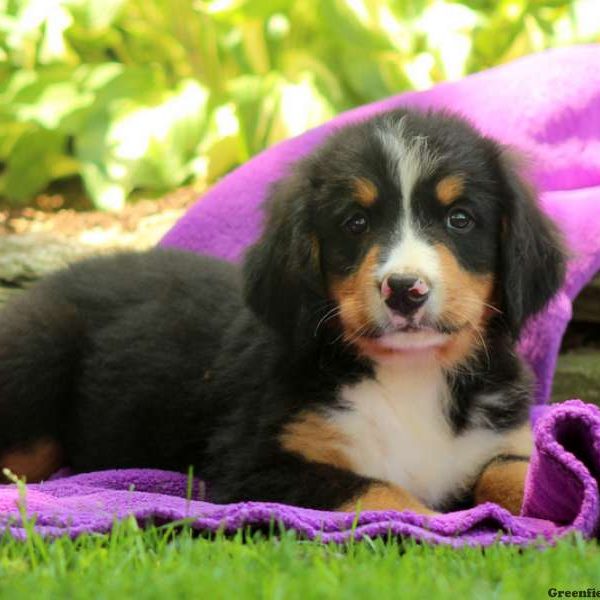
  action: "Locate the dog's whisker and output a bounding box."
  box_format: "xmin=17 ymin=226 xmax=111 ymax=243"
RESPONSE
xmin=313 ymin=306 xmax=343 ymax=337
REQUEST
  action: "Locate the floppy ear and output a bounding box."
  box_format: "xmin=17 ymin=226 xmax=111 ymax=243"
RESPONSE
xmin=497 ymin=150 xmax=566 ymax=339
xmin=243 ymin=170 xmax=326 ymax=343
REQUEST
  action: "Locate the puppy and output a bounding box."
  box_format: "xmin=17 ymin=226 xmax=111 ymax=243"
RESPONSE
xmin=0 ymin=109 xmax=565 ymax=515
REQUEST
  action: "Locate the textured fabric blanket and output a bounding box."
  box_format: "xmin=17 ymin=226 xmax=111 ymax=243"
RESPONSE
xmin=1 ymin=400 xmax=599 ymax=544
xmin=2 ymin=45 xmax=600 ymax=545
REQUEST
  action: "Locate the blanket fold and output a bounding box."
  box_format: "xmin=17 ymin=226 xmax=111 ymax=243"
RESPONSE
xmin=0 ymin=401 xmax=599 ymax=544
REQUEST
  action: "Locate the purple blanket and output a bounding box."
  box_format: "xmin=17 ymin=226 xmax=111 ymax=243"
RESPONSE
xmin=2 ymin=46 xmax=600 ymax=545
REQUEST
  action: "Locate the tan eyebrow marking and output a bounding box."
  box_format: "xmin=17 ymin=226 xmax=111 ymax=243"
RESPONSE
xmin=435 ymin=175 xmax=465 ymax=206
xmin=352 ymin=177 xmax=378 ymax=207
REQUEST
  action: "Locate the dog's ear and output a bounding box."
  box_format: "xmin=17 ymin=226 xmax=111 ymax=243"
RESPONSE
xmin=243 ymin=169 xmax=326 ymax=343
xmin=497 ymin=150 xmax=566 ymax=339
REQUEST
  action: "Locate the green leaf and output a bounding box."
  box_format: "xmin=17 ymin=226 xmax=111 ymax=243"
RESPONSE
xmin=77 ymin=78 xmax=210 ymax=208
xmin=73 ymin=62 xmax=124 ymax=91
xmin=339 ymin=49 xmax=399 ymax=102
xmin=65 ymin=0 xmax=127 ymax=30
xmin=80 ymin=161 xmax=127 ymax=211
xmin=2 ymin=127 xmax=68 ymax=203
xmin=318 ymin=0 xmax=396 ymax=52
xmin=194 ymin=102 xmax=243 ymax=181
xmin=0 ymin=118 xmax=32 ymax=160
xmin=262 ymin=72 xmax=335 ymax=147
xmin=12 ymin=78 xmax=94 ymax=130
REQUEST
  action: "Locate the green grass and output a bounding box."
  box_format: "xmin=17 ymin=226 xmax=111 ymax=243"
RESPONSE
xmin=552 ymin=348 xmax=600 ymax=406
xmin=0 ymin=520 xmax=598 ymax=600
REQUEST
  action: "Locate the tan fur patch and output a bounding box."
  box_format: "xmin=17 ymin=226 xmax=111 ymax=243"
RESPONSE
xmin=339 ymin=482 xmax=437 ymax=515
xmin=330 ymin=245 xmax=381 ymax=347
xmin=436 ymin=175 xmax=464 ymax=206
xmin=352 ymin=177 xmax=378 ymax=207
xmin=474 ymin=459 xmax=529 ymax=515
xmin=280 ymin=412 xmax=352 ymax=471
xmin=433 ymin=244 xmax=495 ymax=368
xmin=1 ymin=438 xmax=63 ymax=482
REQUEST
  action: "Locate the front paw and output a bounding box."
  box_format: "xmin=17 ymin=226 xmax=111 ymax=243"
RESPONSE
xmin=338 ymin=483 xmax=438 ymax=516
xmin=474 ymin=459 xmax=529 ymax=515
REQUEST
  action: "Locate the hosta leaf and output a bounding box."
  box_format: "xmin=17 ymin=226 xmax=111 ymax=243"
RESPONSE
xmin=37 ymin=1 xmax=77 ymax=64
xmin=73 ymin=62 xmax=124 ymax=92
xmin=0 ymin=119 xmax=32 ymax=160
xmin=91 ymin=65 xmax=166 ymax=108
xmin=13 ymin=79 xmax=93 ymax=130
xmin=2 ymin=127 xmax=68 ymax=203
xmin=279 ymin=50 xmax=347 ymax=111
xmin=64 ymin=0 xmax=127 ymax=30
xmin=339 ymin=49 xmax=399 ymax=102
xmin=194 ymin=102 xmax=243 ymax=181
xmin=80 ymin=161 xmax=127 ymax=211
xmin=319 ymin=0 xmax=395 ymax=51
xmin=263 ymin=72 xmax=335 ymax=147
xmin=77 ymin=78 xmax=210 ymax=208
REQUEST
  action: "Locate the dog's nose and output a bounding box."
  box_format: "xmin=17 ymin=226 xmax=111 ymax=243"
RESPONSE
xmin=382 ymin=275 xmax=430 ymax=316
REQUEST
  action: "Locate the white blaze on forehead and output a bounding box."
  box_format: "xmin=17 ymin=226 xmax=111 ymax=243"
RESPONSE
xmin=376 ymin=117 xmax=442 ymax=313
xmin=376 ymin=115 xmax=438 ymax=216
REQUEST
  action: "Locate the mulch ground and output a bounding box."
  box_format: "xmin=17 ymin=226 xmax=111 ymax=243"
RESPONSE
xmin=0 ymin=186 xmax=198 ymax=242
xmin=0 ymin=187 xmax=200 ymax=286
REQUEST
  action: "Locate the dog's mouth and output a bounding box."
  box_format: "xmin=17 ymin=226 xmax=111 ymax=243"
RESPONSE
xmin=364 ymin=317 xmax=463 ymax=337
xmin=356 ymin=319 xmax=465 ymax=355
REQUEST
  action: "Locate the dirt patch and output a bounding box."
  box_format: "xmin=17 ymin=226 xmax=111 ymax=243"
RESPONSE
xmin=1 ymin=186 xmax=198 ymax=241
xmin=0 ymin=187 xmax=200 ymax=284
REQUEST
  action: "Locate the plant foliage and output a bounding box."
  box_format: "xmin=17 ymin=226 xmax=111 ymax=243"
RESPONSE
xmin=0 ymin=0 xmax=598 ymax=209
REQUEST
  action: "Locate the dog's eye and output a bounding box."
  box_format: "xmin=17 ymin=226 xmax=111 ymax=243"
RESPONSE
xmin=344 ymin=213 xmax=369 ymax=235
xmin=446 ymin=209 xmax=474 ymax=232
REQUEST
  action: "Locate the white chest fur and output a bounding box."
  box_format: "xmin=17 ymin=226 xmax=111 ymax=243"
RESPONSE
xmin=330 ymin=358 xmax=508 ymax=508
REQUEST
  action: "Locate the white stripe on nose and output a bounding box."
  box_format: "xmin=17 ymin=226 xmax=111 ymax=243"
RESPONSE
xmin=377 ymin=225 xmax=442 ymax=318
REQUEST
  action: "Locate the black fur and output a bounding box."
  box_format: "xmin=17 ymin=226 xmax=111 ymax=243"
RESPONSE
xmin=0 ymin=109 xmax=566 ymax=511
xmin=494 ymin=151 xmax=566 ymax=338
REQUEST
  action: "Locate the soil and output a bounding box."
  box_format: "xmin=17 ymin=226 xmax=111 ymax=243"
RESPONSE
xmin=0 ymin=187 xmax=199 ymax=284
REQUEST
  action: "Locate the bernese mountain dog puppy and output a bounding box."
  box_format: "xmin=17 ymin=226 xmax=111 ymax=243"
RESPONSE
xmin=0 ymin=109 xmax=565 ymax=516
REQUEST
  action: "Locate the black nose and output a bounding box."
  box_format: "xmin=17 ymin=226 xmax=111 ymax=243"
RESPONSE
xmin=383 ymin=275 xmax=430 ymax=316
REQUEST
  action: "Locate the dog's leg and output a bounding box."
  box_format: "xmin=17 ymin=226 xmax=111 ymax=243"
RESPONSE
xmin=211 ymin=449 xmax=437 ymax=516
xmin=474 ymin=422 xmax=532 ymax=515
xmin=338 ymin=482 xmax=438 ymax=515
xmin=473 ymin=455 xmax=530 ymax=515
xmin=0 ymin=288 xmax=79 ymax=479
xmin=1 ymin=438 xmax=64 ymax=482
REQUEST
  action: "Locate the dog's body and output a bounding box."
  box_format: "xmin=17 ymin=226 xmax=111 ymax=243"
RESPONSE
xmin=0 ymin=110 xmax=565 ymax=515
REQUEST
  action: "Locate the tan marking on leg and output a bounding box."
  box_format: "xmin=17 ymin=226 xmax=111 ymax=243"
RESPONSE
xmin=330 ymin=245 xmax=381 ymax=348
xmin=352 ymin=177 xmax=378 ymax=207
xmin=435 ymin=174 xmax=464 ymax=206
xmin=474 ymin=459 xmax=529 ymax=515
xmin=1 ymin=438 xmax=63 ymax=482
xmin=433 ymin=244 xmax=495 ymax=368
xmin=280 ymin=412 xmax=352 ymax=470
xmin=339 ymin=482 xmax=437 ymax=515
